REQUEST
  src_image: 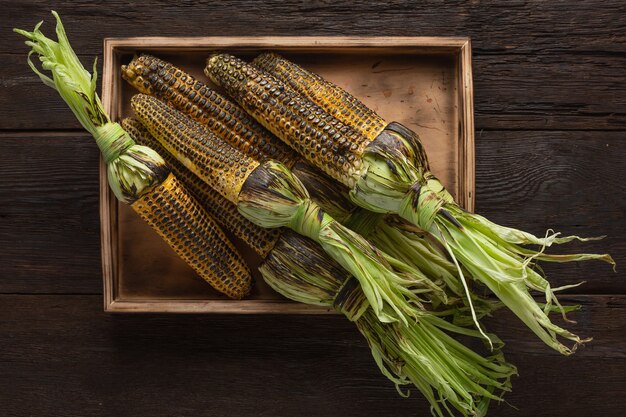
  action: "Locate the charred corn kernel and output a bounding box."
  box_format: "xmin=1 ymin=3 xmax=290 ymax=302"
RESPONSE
xmin=260 ymin=229 xmax=368 ymax=319
xmin=123 ymin=117 xmax=280 ymax=258
xmin=131 ymin=94 xmax=260 ymax=204
xmin=205 ymin=54 xmax=368 ymax=188
xmin=122 ymin=55 xmax=299 ymax=167
xmin=121 ymin=55 xmax=352 ymax=202
xmin=253 ymin=52 xmax=387 ymax=140
xmin=131 ymin=172 xmax=252 ymax=299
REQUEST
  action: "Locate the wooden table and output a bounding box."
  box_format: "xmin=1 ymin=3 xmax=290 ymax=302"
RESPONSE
xmin=2 ymin=2 xmax=624 ymax=416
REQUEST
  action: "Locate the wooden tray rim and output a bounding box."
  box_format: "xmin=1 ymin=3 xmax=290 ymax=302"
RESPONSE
xmin=100 ymin=36 xmax=475 ymax=313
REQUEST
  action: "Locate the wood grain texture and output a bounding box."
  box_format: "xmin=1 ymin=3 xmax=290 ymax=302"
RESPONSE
xmin=1 ymin=1 xmax=625 ymax=415
xmin=474 ymin=130 xmax=625 ymax=294
xmin=4 ymin=1 xmax=626 ymax=130
xmin=0 ymin=54 xmax=84 ymax=130
xmin=3 ymin=52 xmax=626 ymax=131
xmin=0 ymin=133 xmax=102 ymax=293
xmin=0 ymin=131 xmax=622 ymax=295
xmin=0 ymin=295 xmax=623 ymax=417
xmin=473 ymin=53 xmax=626 ymax=130
xmin=4 ymin=1 xmax=625 ymax=55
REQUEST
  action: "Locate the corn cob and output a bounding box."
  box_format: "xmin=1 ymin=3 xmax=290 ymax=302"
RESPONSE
xmin=123 ymin=117 xmax=281 ymax=258
xmin=132 ymin=93 xmax=445 ymax=325
xmin=251 ymin=52 xmax=430 ymax=170
xmin=129 ymin=96 xmax=261 ymax=205
xmin=205 ymin=54 xmax=370 ymax=188
xmin=207 ymin=53 xmax=615 ymax=354
xmin=252 ymin=52 xmax=387 ymax=139
xmin=14 ymin=14 xmax=253 ymax=299
xmin=121 ymin=55 xmax=366 ymax=222
xmin=121 ymin=54 xmax=299 ymax=167
xmin=131 ymin=173 xmax=252 ymax=298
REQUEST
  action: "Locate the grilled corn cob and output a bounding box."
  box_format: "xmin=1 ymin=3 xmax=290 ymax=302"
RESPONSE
xmin=205 ymin=53 xmax=368 ymax=187
xmin=123 ymin=117 xmax=281 ymax=258
xmin=121 ymin=54 xmax=299 ymax=167
xmin=131 ymin=173 xmax=252 ymax=298
xmin=132 ymin=93 xmax=442 ymax=325
xmin=252 ymin=52 xmax=387 ymax=139
xmin=14 ymin=13 xmax=252 ymax=299
xmin=207 ymin=53 xmax=614 ymax=354
xmin=122 ymin=55 xmax=364 ymax=221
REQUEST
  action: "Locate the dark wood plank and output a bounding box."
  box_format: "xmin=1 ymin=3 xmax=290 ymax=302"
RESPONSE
xmin=0 ymin=294 xmax=623 ymax=417
xmin=475 ymin=130 xmax=625 ymax=294
xmin=0 ymin=132 xmax=102 ymax=293
xmin=0 ymin=130 xmax=622 ymax=294
xmin=473 ymin=53 xmax=626 ymax=130
xmin=5 ymin=1 xmax=626 ymax=55
xmin=3 ymin=51 xmax=626 ymax=130
xmin=4 ymin=1 xmax=626 ymax=130
xmin=0 ymin=54 xmax=84 ymax=130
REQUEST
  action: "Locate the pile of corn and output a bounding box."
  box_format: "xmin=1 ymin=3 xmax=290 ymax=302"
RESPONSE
xmin=16 ymin=12 xmax=614 ymax=417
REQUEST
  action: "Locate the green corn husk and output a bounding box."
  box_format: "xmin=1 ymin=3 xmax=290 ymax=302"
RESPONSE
xmin=365 ymin=215 xmax=503 ymax=327
xmin=260 ymin=231 xmax=516 ymax=417
xmin=14 ymin=12 xmax=168 ymax=203
xmin=237 ymin=159 xmax=439 ymax=326
xmin=245 ymin=53 xmax=614 ymax=354
xmin=351 ymin=122 xmax=615 ymax=354
xmin=291 ymin=160 xmax=501 ymax=329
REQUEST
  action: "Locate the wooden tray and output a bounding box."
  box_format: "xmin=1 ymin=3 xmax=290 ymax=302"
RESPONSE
xmin=100 ymin=37 xmax=475 ymax=313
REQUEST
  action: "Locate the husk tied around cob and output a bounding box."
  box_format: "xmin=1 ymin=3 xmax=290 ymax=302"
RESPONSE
xmin=13 ymin=12 xmax=253 ymax=298
xmin=131 ymin=93 xmax=449 ymax=326
xmin=207 ymin=52 xmax=615 ymax=354
xmin=348 ymin=110 xmax=615 ymax=355
xmin=121 ymin=54 xmax=499 ymax=326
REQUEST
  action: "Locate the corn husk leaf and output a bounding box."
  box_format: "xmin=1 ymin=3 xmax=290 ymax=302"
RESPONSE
xmin=14 ymin=11 xmax=168 ymax=203
xmin=352 ymin=122 xmax=614 ymax=354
